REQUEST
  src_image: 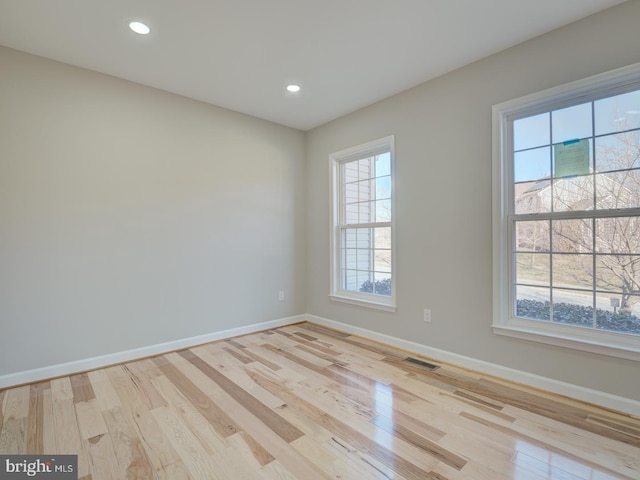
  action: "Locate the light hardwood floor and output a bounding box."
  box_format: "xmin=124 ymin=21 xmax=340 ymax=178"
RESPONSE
xmin=1 ymin=322 xmax=639 ymax=479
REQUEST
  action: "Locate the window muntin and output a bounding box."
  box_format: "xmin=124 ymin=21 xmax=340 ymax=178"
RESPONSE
xmin=493 ymin=64 xmax=640 ymax=359
xmin=330 ymin=136 xmax=395 ymax=310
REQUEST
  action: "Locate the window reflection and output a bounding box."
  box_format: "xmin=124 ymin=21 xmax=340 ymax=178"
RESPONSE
xmin=512 ymin=440 xmax=619 ymax=479
xmin=374 ymin=382 xmax=393 ymax=450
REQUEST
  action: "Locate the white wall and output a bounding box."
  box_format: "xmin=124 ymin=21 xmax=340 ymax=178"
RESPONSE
xmin=0 ymin=46 xmax=306 ymax=376
xmin=305 ymin=1 xmax=640 ymax=401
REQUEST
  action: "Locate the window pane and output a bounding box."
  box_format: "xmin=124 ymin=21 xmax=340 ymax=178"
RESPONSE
xmin=552 ymin=289 xmax=594 ymax=327
xmin=552 ymin=176 xmax=594 ymax=212
xmin=357 ymin=271 xmax=372 ymax=291
xmin=516 ymin=286 xmax=550 ymax=320
xmin=595 ymin=217 xmax=640 ymax=254
xmin=595 ymin=255 xmax=640 ymax=293
xmin=356 ymin=157 xmax=373 ymax=180
xmin=595 ymin=131 xmax=640 ymax=172
xmin=552 ymin=102 xmax=592 ymax=144
xmin=374 ymin=250 xmax=392 ymax=273
xmin=596 ymin=292 xmax=625 ymax=314
xmin=373 ymin=272 xmax=392 ymax=296
xmin=375 ymin=199 xmax=391 ymax=222
xmin=355 ymin=179 xmax=371 ymax=201
xmin=374 ymin=227 xmax=391 ymax=249
xmin=595 ymin=90 xmax=640 ymax=136
xmin=343 ymin=269 xmax=357 ymax=291
xmin=343 ymin=162 xmax=360 ymax=182
xmin=551 ymin=219 xmax=592 ymax=253
xmin=595 ymin=170 xmax=640 ymax=210
xmin=344 ymin=182 xmax=359 ymax=204
xmin=356 ymin=249 xmax=371 ymax=270
xmin=514 ymin=113 xmax=549 ymax=151
xmin=375 ymin=153 xmax=391 ymax=177
xmin=515 ymin=179 xmax=552 ymax=214
xmin=553 ymin=139 xmax=592 ymax=178
xmin=345 ymin=204 xmax=358 ymax=224
xmin=344 ymin=249 xmax=357 ymax=269
xmin=552 ymin=254 xmax=593 ymax=290
xmin=344 ymin=229 xmax=357 ymax=247
xmin=516 ymin=253 xmax=550 ymax=286
xmin=596 ymin=293 xmax=640 ymax=335
xmin=356 ymin=228 xmax=371 ymax=248
xmin=358 ymin=202 xmax=373 ymax=223
xmin=516 ymin=220 xmax=550 ymax=252
xmin=342 ymin=228 xmax=373 ymax=255
xmin=514 ymin=146 xmax=551 ymax=182
xmin=375 ymin=176 xmax=391 ymax=200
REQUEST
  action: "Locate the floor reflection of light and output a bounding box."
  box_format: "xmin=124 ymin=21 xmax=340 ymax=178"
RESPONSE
xmin=513 ymin=439 xmax=612 ymax=480
xmin=374 ymin=382 xmax=393 ymax=451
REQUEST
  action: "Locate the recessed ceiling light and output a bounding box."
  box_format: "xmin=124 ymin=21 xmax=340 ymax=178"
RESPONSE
xmin=286 ymin=84 xmax=301 ymax=93
xmin=129 ymin=21 xmax=150 ymax=35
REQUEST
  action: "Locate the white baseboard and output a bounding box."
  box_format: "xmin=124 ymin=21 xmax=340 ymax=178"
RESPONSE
xmin=0 ymin=315 xmax=305 ymax=389
xmin=306 ymin=314 xmax=640 ymax=418
xmin=4 ymin=312 xmax=639 ymax=418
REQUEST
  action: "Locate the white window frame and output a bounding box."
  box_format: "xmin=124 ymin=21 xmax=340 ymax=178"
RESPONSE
xmin=330 ymin=135 xmax=396 ymax=311
xmin=493 ymin=63 xmax=640 ymax=361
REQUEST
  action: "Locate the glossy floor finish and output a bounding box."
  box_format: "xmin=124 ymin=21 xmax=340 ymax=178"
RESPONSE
xmin=1 ymin=323 xmax=639 ymax=479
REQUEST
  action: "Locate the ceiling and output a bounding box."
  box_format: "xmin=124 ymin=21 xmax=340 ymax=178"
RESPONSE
xmin=0 ymin=0 xmax=626 ymax=131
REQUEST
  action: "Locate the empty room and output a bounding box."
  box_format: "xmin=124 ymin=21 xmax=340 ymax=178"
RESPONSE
xmin=1 ymin=1 xmax=639 ymax=479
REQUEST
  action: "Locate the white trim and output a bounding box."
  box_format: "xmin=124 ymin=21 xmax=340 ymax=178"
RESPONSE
xmin=493 ymin=321 xmax=640 ymax=361
xmin=306 ymin=314 xmax=640 ymax=417
xmin=0 ymin=315 xmax=305 ymax=389
xmin=493 ymin=61 xmax=640 ymax=120
xmin=328 ymin=293 xmax=397 ymax=312
xmin=492 ymin=101 xmax=510 ymax=334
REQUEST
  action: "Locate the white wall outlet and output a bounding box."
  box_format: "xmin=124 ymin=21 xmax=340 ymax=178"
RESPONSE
xmin=278 ymin=290 xmax=285 ymax=301
xmin=423 ymin=308 xmax=432 ymax=323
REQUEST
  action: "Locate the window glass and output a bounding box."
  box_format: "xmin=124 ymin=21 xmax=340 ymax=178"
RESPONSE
xmin=514 ymin=147 xmax=551 ymax=183
xmin=552 ymin=102 xmax=592 ymax=144
xmin=595 ymin=131 xmax=640 ymax=172
xmin=552 ymin=176 xmax=594 ymax=212
xmin=514 ymin=113 xmax=549 ymax=151
xmin=595 ymin=90 xmax=640 ymax=135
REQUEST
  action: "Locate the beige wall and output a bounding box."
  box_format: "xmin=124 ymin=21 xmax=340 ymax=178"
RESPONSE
xmin=0 ymin=46 xmax=306 ymax=375
xmin=305 ymin=1 xmax=640 ymax=401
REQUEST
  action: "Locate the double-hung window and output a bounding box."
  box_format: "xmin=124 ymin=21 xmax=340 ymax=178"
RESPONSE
xmin=493 ymin=63 xmax=640 ymax=360
xmin=330 ymin=136 xmax=396 ymax=311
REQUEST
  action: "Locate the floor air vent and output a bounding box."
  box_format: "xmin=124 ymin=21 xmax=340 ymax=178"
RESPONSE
xmin=404 ymin=357 xmax=440 ymax=370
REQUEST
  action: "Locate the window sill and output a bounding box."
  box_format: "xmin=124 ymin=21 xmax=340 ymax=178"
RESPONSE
xmin=492 ymin=319 xmax=640 ymax=361
xmin=329 ymin=293 xmax=397 ymax=312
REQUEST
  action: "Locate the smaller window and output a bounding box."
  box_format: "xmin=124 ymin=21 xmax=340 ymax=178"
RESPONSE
xmin=330 ymin=136 xmax=396 ymax=311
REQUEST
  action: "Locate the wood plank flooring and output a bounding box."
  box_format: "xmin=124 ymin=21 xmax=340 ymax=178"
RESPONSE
xmin=1 ymin=322 xmax=639 ymax=479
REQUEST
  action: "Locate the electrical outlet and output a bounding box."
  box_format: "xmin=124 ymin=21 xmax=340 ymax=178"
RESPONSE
xmin=278 ymin=290 xmax=285 ymax=301
xmin=423 ymin=308 xmax=432 ymax=323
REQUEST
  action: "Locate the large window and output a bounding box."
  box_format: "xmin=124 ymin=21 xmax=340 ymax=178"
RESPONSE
xmin=330 ymin=136 xmax=396 ymax=311
xmin=493 ymin=64 xmax=640 ymax=360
